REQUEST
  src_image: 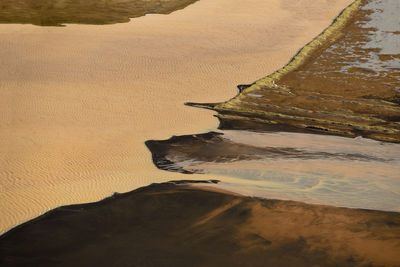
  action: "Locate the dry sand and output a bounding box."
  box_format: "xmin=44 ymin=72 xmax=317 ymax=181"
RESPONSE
xmin=209 ymin=0 xmax=400 ymax=143
xmin=0 ymin=0 xmax=353 ymax=234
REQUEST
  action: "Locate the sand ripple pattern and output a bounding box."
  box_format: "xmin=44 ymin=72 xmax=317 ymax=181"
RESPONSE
xmin=0 ymin=0 xmax=354 ymax=234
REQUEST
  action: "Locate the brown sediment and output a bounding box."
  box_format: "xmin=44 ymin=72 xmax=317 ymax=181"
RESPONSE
xmin=194 ymin=0 xmax=400 ymax=143
xmin=378 ymin=54 xmax=400 ymax=61
xmin=0 ymin=0 xmax=355 ymax=235
xmin=0 ymin=0 xmax=198 ymax=26
xmin=1 ymin=182 xmax=399 ymax=267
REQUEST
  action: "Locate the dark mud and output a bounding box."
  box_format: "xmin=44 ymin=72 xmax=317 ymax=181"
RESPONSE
xmin=1 ymin=182 xmax=400 ymax=267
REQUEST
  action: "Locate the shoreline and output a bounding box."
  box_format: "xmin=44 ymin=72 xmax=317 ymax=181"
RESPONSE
xmin=0 ymin=0 xmax=355 ymax=234
xmin=1 ymin=181 xmax=399 ymax=266
xmin=189 ymin=0 xmax=400 ymax=143
xmin=145 ymin=129 xmax=400 ymax=212
xmin=0 ymin=180 xmax=220 ymax=237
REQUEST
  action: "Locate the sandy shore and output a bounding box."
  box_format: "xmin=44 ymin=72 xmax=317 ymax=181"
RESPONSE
xmin=1 ymin=182 xmax=399 ymax=266
xmin=0 ymin=0 xmax=354 ymax=234
xmin=207 ymin=0 xmax=400 ymax=142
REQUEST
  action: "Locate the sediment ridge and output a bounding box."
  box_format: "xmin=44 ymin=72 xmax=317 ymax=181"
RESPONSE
xmin=188 ymin=0 xmax=400 ymax=143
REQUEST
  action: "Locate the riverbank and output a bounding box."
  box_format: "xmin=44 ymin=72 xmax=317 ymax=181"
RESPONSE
xmin=0 ymin=0 xmax=354 ymax=234
xmin=193 ymin=0 xmax=400 ymax=143
xmin=1 ymin=181 xmax=399 ymax=266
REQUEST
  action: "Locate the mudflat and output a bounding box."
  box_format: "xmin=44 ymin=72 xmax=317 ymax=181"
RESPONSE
xmin=0 ymin=0 xmax=354 ymax=234
xmin=1 ymin=182 xmax=399 ymax=267
xmin=203 ymin=0 xmax=400 ymax=143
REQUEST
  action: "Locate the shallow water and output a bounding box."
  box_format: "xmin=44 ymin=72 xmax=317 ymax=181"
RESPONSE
xmin=160 ymin=130 xmax=400 ymax=212
xmin=210 ymin=0 xmax=400 ymax=144
xmin=146 ymin=0 xmax=400 ymax=212
xmin=337 ymin=0 xmax=400 ymax=77
xmin=0 ymin=0 xmax=354 ymax=234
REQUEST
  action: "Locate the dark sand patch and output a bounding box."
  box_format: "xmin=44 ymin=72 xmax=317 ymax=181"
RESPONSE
xmin=1 ymin=182 xmax=399 ymax=266
xmin=0 ymin=0 xmax=198 ymax=26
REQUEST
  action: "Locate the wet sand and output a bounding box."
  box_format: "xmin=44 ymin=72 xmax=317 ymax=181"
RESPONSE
xmin=1 ymin=182 xmax=400 ymax=267
xmin=142 ymin=0 xmax=400 ymax=213
xmin=205 ymin=0 xmax=400 ymax=142
xmin=0 ymin=0 xmax=354 ymax=234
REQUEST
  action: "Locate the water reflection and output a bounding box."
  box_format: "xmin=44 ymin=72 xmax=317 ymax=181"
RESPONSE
xmin=146 ymin=130 xmax=400 ymax=212
xmin=0 ymin=0 xmax=198 ymax=26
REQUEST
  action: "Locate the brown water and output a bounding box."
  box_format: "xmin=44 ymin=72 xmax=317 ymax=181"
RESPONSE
xmin=0 ymin=0 xmax=354 ymax=234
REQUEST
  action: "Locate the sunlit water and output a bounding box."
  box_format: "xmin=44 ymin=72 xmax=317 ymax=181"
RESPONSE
xmin=0 ymin=0 xmax=354 ymax=234
xmin=182 ymin=130 xmax=400 ymax=212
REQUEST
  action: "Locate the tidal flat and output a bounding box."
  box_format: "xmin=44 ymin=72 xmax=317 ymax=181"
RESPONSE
xmin=198 ymin=0 xmax=400 ymax=143
xmin=0 ymin=0 xmax=354 ymax=234
xmin=147 ymin=0 xmax=400 ymax=212
xmin=1 ymin=0 xmax=400 ymax=265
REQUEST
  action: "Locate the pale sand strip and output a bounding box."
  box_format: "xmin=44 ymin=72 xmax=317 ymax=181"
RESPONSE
xmin=0 ymin=0 xmax=353 ymax=234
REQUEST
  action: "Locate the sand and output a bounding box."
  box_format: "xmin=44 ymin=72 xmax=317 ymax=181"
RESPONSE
xmin=0 ymin=0 xmax=354 ymax=234
xmin=1 ymin=182 xmax=400 ymax=266
xmin=210 ymin=0 xmax=400 ymax=142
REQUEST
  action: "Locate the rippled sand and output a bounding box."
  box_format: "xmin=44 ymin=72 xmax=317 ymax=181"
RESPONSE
xmin=0 ymin=0 xmax=353 ymax=234
xmin=210 ymin=0 xmax=400 ymax=142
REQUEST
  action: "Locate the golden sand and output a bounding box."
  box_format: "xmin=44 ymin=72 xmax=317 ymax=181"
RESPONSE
xmin=0 ymin=0 xmax=353 ymax=234
xmin=213 ymin=0 xmax=400 ymax=142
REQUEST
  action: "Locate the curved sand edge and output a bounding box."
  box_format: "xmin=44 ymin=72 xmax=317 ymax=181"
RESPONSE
xmin=250 ymin=0 xmax=361 ymax=90
xmin=0 ymin=0 xmax=356 ymax=234
xmin=1 ymin=181 xmax=399 ymax=266
xmin=212 ymin=0 xmax=361 ymax=108
xmin=204 ymin=0 xmax=400 ymax=143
